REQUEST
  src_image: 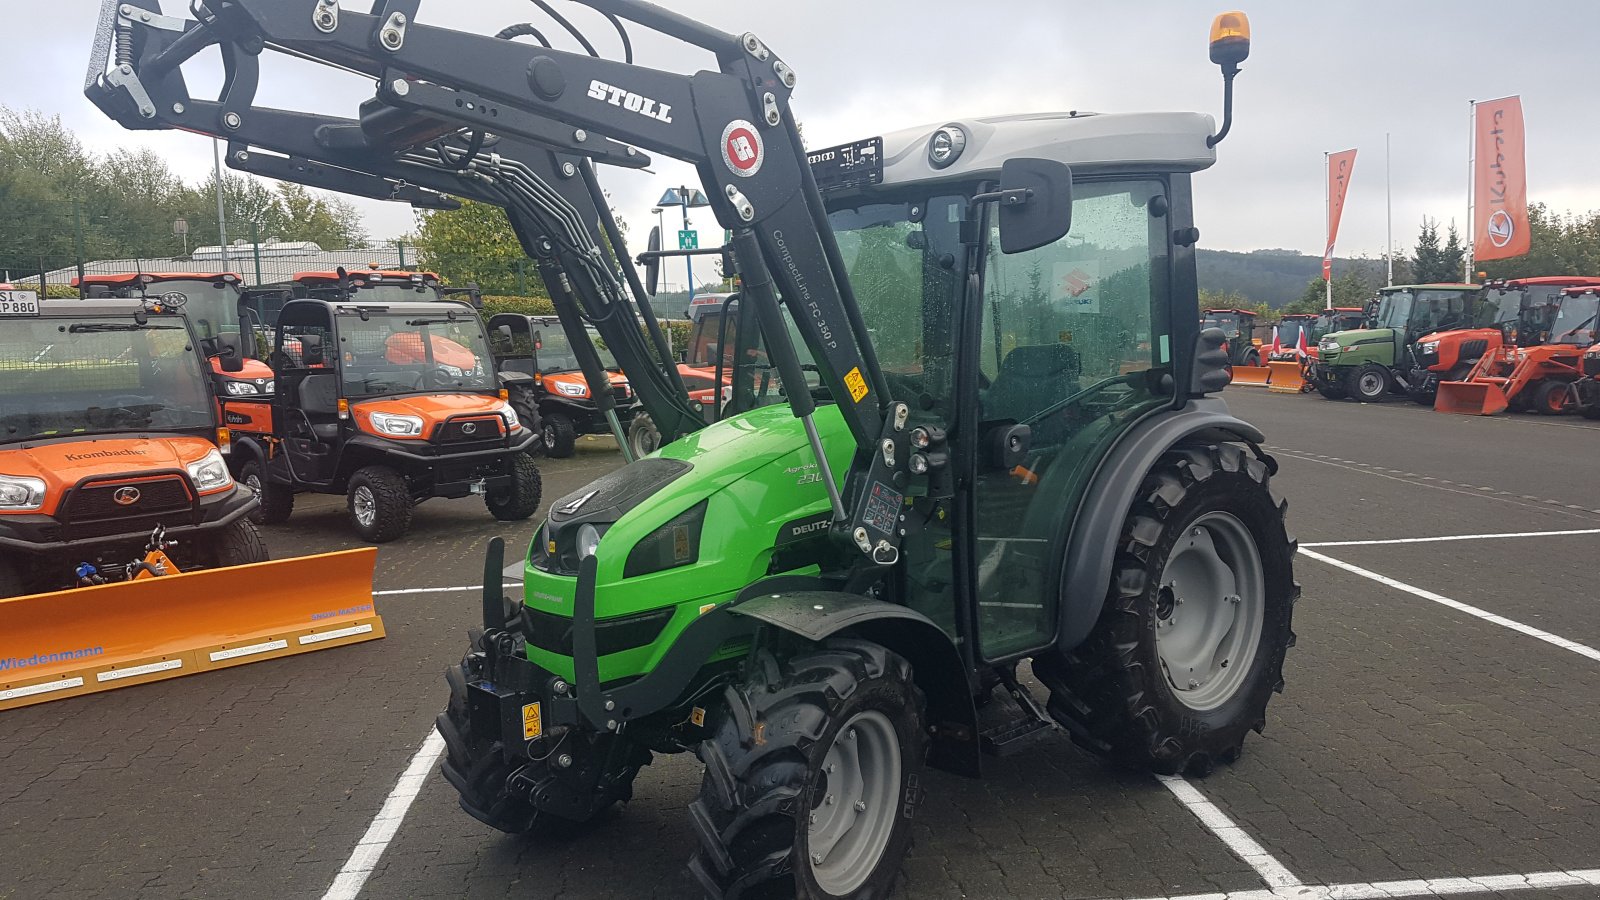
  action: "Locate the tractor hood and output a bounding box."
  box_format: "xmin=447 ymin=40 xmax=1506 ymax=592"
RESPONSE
xmin=351 ymin=393 xmax=511 ymax=441
xmin=0 ymin=436 xmax=220 ymax=517
xmin=1317 ymin=327 xmax=1395 ymax=363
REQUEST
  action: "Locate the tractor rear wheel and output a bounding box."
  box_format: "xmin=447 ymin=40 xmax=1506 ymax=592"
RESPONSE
xmin=1532 ymin=380 xmax=1572 ymax=415
xmin=1038 ymin=443 xmax=1298 ymax=777
xmin=240 ymin=459 xmax=293 ymax=525
xmin=689 ymin=639 xmax=927 ymax=900
xmin=486 ymin=453 xmax=543 ymax=521
xmin=1346 ymin=363 xmax=1392 ymax=402
xmin=542 ymin=412 xmax=578 ymax=459
xmin=348 ymin=466 xmax=413 ymax=543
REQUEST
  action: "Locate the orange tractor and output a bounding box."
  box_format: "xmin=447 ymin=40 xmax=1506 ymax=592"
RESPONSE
xmin=1436 ymin=285 xmax=1600 ymax=415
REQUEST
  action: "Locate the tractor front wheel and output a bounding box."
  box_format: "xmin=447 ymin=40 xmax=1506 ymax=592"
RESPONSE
xmin=1038 ymin=443 xmax=1297 ymax=777
xmin=1346 ymin=363 xmax=1392 ymax=402
xmin=486 ymin=454 xmax=543 ymax=521
xmin=348 ymin=466 xmax=413 ymax=543
xmin=689 ymin=639 xmax=928 ymax=900
xmin=1532 ymin=380 xmax=1572 ymax=415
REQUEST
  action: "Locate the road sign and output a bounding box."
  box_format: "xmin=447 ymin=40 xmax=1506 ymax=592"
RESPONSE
xmin=679 ymin=230 xmax=699 ymax=250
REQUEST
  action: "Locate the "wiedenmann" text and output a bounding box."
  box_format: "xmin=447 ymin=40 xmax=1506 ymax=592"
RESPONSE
xmin=1 ymin=646 xmax=106 ymax=671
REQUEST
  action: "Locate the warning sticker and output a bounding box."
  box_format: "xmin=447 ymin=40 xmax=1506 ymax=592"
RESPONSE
xmin=721 ymin=119 xmax=764 ymax=178
xmin=861 ymin=481 xmax=903 ymax=536
xmin=522 ymin=701 xmax=543 ymax=740
xmin=844 ymin=366 xmax=869 ymax=403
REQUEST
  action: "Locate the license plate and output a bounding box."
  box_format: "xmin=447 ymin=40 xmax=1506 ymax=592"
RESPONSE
xmin=0 ymin=291 xmax=40 ymax=316
xmin=521 ymin=701 xmax=543 ymax=740
xmin=469 ymin=479 xmax=487 ymax=495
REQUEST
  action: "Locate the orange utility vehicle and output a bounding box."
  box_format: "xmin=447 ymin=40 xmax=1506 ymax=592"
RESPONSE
xmin=0 ymin=295 xmax=267 ymax=597
xmin=1573 ymin=341 xmax=1600 ymax=418
xmin=224 ymin=297 xmax=541 ymax=541
xmin=486 ymin=314 xmax=634 ymax=458
xmin=1437 ymin=286 xmax=1600 ymax=415
xmin=626 ymin=292 xmax=747 ymax=456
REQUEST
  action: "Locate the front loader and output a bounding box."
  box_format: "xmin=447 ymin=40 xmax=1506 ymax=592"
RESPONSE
xmin=89 ymin=5 xmax=1298 ymax=898
xmin=1436 ymin=285 xmax=1600 ymax=416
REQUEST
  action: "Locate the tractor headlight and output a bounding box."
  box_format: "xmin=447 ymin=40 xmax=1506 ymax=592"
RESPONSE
xmin=0 ymin=474 xmax=46 ymax=510
xmin=624 ymin=501 xmax=707 ymax=578
xmin=576 ymin=523 xmax=602 ymax=560
xmin=1419 ymin=341 xmax=1440 ymax=354
xmin=928 ymin=124 xmax=967 ymax=169
xmin=498 ymin=402 xmax=522 ymax=432
xmin=185 ymin=449 xmax=233 ymax=493
xmin=1320 ymin=339 xmax=1339 ymax=352
xmin=369 ymin=412 xmax=425 ymax=437
xmin=223 ymin=380 xmax=261 ymax=396
xmin=555 ymin=382 xmax=589 ymax=398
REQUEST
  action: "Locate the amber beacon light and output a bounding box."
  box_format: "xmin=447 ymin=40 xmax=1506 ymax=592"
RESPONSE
xmin=1205 ymin=11 xmax=1251 ymax=148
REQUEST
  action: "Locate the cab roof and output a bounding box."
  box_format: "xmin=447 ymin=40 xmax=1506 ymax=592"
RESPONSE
xmin=1382 ymin=283 xmax=1480 ymax=292
xmin=316 ymin=298 xmax=476 ymax=316
xmin=1497 ymin=276 xmax=1600 ymax=288
xmin=71 ymin=272 xmax=240 ymax=286
xmin=292 ymin=270 xmax=440 ymax=282
xmin=1203 ymin=308 xmax=1255 ymax=316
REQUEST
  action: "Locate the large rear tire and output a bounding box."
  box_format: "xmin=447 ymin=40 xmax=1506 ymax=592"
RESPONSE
xmin=541 ymin=412 xmax=578 ymax=459
xmin=689 ymin=639 xmax=927 ymax=900
xmin=348 ymin=466 xmax=413 ymax=543
xmin=486 ymin=453 xmax=543 ymax=521
xmin=240 ymin=459 xmax=293 ymax=525
xmin=1037 ymin=443 xmax=1298 ymax=777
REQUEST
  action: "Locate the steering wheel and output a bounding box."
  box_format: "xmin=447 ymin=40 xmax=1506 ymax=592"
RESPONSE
xmin=427 ymin=367 xmax=458 ymax=388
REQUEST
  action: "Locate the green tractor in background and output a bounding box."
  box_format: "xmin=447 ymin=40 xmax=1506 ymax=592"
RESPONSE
xmin=91 ymin=3 xmax=1298 ymax=897
xmin=1310 ymin=283 xmax=1482 ymax=402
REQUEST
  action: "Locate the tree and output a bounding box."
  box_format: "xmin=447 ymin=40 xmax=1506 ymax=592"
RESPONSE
xmin=413 ymin=199 xmax=543 ymax=296
xmin=1411 ymin=218 xmax=1451 ymax=283
xmin=1440 ymin=222 xmax=1465 ymax=283
xmin=273 ymin=183 xmax=366 ymax=248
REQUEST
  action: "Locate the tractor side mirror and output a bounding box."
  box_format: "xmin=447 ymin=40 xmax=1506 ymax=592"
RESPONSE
xmin=983 ymin=423 xmax=1032 ymax=471
xmin=644 ymin=226 xmax=663 ymax=296
xmin=996 ymin=158 xmax=1073 ymax=255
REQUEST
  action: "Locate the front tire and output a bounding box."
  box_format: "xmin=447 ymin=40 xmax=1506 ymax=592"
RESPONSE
xmin=1038 ymin=444 xmax=1298 ymax=776
xmin=240 ymin=459 xmax=293 ymax=525
xmin=627 ymin=411 xmax=661 ymax=458
xmin=348 ymin=466 xmax=413 ymax=543
xmin=209 ymin=519 xmax=270 ymax=567
xmin=486 ymin=453 xmax=543 ymax=521
xmin=1346 ymin=363 xmax=1392 ymax=402
xmin=541 ymin=412 xmax=578 ymax=459
xmin=689 ymin=639 xmax=928 ymax=900
xmin=1532 ymin=380 xmax=1572 ymax=415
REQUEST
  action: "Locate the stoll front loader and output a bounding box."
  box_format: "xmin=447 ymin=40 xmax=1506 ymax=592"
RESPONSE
xmin=1311 ymin=283 xmax=1481 ymax=402
xmin=89 ymin=5 xmax=1298 ymax=897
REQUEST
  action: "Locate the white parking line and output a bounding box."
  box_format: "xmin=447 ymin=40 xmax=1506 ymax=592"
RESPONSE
xmin=1303 ymin=527 xmax=1600 ymax=548
xmin=1157 ymin=775 xmax=1301 ymax=889
xmin=1121 ymin=867 xmax=1600 ymax=899
xmin=321 ymin=728 xmax=446 ymax=900
xmin=1299 ymin=548 xmax=1600 ymax=663
xmin=371 ymin=583 xmax=517 ymax=597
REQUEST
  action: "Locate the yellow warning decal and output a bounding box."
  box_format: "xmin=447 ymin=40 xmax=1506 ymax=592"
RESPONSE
xmin=691 ymin=706 xmax=706 ymax=727
xmin=522 ymin=701 xmax=543 ymax=740
xmin=844 ymin=367 xmax=869 ymax=403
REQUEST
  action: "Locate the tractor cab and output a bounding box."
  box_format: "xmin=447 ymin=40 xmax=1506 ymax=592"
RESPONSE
xmin=1313 ymin=284 xmax=1480 ymax=402
xmin=1269 ymin=314 xmax=1315 ymax=361
xmin=487 ymin=314 xmax=633 ymax=458
xmin=1202 ymin=308 xmax=1261 ymax=366
xmin=280 ymin=269 xmax=445 ymax=304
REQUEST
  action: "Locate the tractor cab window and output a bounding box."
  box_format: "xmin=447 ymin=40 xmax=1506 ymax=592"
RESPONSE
xmin=0 ymin=317 xmax=213 ymax=442
xmin=335 ymin=311 xmax=495 ymax=397
xmin=149 ymin=279 xmax=242 ymax=340
xmin=1202 ymin=312 xmax=1246 ymax=339
xmin=1275 ymin=318 xmax=1303 ymax=347
xmin=1550 ymin=292 xmax=1600 ymax=345
xmin=1374 ymin=292 xmax=1414 ymax=330
xmin=1478 ymin=288 xmax=1530 ymax=327
xmin=537 ymin=326 xmax=617 ymax=374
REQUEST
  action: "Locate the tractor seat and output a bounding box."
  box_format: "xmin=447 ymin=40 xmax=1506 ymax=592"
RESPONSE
xmin=983 ymin=344 xmax=1082 ymax=423
xmin=295 ymin=373 xmax=345 ymax=442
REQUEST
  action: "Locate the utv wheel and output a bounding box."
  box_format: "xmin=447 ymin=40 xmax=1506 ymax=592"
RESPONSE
xmin=627 ymin=411 xmax=661 ymax=458
xmin=689 ymin=639 xmax=927 ymax=900
xmin=210 ymin=519 xmax=270 ymax=567
xmin=511 ymin=397 xmax=543 ymax=457
xmin=1038 ymin=443 xmax=1298 ymax=777
xmin=1532 ymin=380 xmax=1571 ymax=415
xmin=1346 ymin=363 xmax=1392 ymax=402
xmin=348 ymin=466 xmax=413 ymax=543
xmin=240 ymin=459 xmax=293 ymax=525
xmin=541 ymin=412 xmax=577 ymax=459
xmin=486 ymin=453 xmax=543 ymax=521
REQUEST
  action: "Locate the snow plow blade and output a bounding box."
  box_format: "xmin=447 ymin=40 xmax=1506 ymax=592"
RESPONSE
xmin=1267 ymin=361 xmax=1305 ymax=393
xmin=1230 ymin=365 xmax=1272 ymax=387
xmin=1434 ymin=380 xmax=1509 ymax=416
xmin=0 ymin=549 xmax=381 ymax=712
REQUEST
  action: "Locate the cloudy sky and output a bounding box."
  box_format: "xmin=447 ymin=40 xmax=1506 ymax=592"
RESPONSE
xmin=12 ymin=1 xmax=1600 ymax=279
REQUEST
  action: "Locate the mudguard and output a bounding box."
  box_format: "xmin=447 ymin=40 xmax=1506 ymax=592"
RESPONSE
xmin=729 ymin=591 xmax=980 ymax=778
xmin=1054 ymin=398 xmax=1267 ymax=653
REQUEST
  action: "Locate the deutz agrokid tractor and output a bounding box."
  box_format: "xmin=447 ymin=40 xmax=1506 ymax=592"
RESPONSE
xmin=91 ymin=3 xmax=1297 ymax=896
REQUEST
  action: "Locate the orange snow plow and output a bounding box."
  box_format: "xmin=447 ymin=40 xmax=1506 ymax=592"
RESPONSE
xmin=1230 ymin=365 xmax=1272 ymax=387
xmin=0 ymin=548 xmax=381 ymax=711
xmin=1267 ymin=360 xmax=1305 ymax=393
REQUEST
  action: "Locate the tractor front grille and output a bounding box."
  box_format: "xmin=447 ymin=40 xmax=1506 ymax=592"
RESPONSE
xmin=519 ymin=605 xmax=674 ymax=657
xmin=1459 ymin=339 xmax=1489 ymax=361
xmin=436 ymin=416 xmax=505 ymax=444
xmin=62 ymin=476 xmax=192 ymax=522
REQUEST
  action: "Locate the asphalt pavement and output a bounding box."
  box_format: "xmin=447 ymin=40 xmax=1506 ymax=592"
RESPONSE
xmin=3 ymin=396 xmax=1598 ymax=900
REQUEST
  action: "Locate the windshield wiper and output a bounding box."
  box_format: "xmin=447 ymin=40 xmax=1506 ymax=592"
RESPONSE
xmin=406 ymin=317 xmax=458 ymax=326
xmin=68 ymin=323 xmax=184 ymax=333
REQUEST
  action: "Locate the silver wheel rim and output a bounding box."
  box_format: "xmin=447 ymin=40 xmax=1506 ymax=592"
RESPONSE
xmin=244 ymin=473 xmax=263 ymax=496
xmin=542 ymin=423 xmax=557 ymax=448
xmin=1359 ymin=372 xmax=1384 ymax=396
xmin=1154 ymin=511 xmax=1265 ymax=712
xmin=353 ymin=485 xmax=377 ymax=527
xmin=631 ymin=421 xmax=660 ymax=457
xmin=807 ymin=709 xmax=900 ymax=895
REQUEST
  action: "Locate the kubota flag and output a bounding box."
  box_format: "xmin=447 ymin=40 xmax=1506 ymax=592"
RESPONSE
xmin=1473 ymin=96 xmax=1530 ymax=261
xmin=1323 ymin=149 xmax=1358 ymax=281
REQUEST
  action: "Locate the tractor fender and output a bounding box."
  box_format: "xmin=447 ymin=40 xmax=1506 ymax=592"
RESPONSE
xmin=1055 ymin=398 xmax=1267 ymax=653
xmin=728 ymin=588 xmax=980 ymax=778
xmin=227 ymin=434 xmax=269 ymax=476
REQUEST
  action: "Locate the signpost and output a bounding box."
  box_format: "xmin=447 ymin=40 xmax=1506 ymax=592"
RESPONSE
xmin=678 ymin=230 xmax=699 ymax=250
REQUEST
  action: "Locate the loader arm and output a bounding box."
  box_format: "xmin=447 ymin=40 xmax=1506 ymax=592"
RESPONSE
xmin=87 ymin=0 xmax=911 ymax=565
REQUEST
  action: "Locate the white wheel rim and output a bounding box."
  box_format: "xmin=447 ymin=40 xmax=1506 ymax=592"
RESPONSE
xmin=353 ymin=486 xmax=377 ymax=527
xmin=807 ymin=709 xmax=901 ymax=895
xmin=1154 ymin=511 xmax=1266 ymax=712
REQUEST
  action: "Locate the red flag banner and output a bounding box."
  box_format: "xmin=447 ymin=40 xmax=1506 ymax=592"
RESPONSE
xmin=1473 ymin=97 xmax=1530 ymax=261
xmin=1324 ymin=149 xmax=1358 ymax=281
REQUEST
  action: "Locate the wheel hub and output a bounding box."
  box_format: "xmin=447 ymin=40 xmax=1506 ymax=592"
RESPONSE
xmin=353 ymin=485 xmax=377 ymax=527
xmin=807 ymin=709 xmax=900 ymax=895
xmin=1154 ymin=512 xmax=1265 ymax=711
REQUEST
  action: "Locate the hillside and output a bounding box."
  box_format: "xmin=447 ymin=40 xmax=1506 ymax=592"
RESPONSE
xmin=1198 ymin=248 xmax=1391 ymax=308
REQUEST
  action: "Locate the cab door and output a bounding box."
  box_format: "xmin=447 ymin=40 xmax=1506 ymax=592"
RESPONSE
xmin=270 ymin=303 xmax=340 ymax=485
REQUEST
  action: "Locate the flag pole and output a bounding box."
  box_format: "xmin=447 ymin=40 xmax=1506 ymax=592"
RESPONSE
xmin=1385 ymin=132 xmax=1393 ymax=287
xmin=1324 ymin=151 xmax=1332 ymax=311
xmin=1465 ymin=99 xmax=1475 ymax=283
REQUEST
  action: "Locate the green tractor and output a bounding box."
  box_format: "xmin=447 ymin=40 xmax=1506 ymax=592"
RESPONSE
xmin=1310 ymin=283 xmax=1482 ymax=402
xmin=92 ymin=4 xmax=1297 ymax=897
